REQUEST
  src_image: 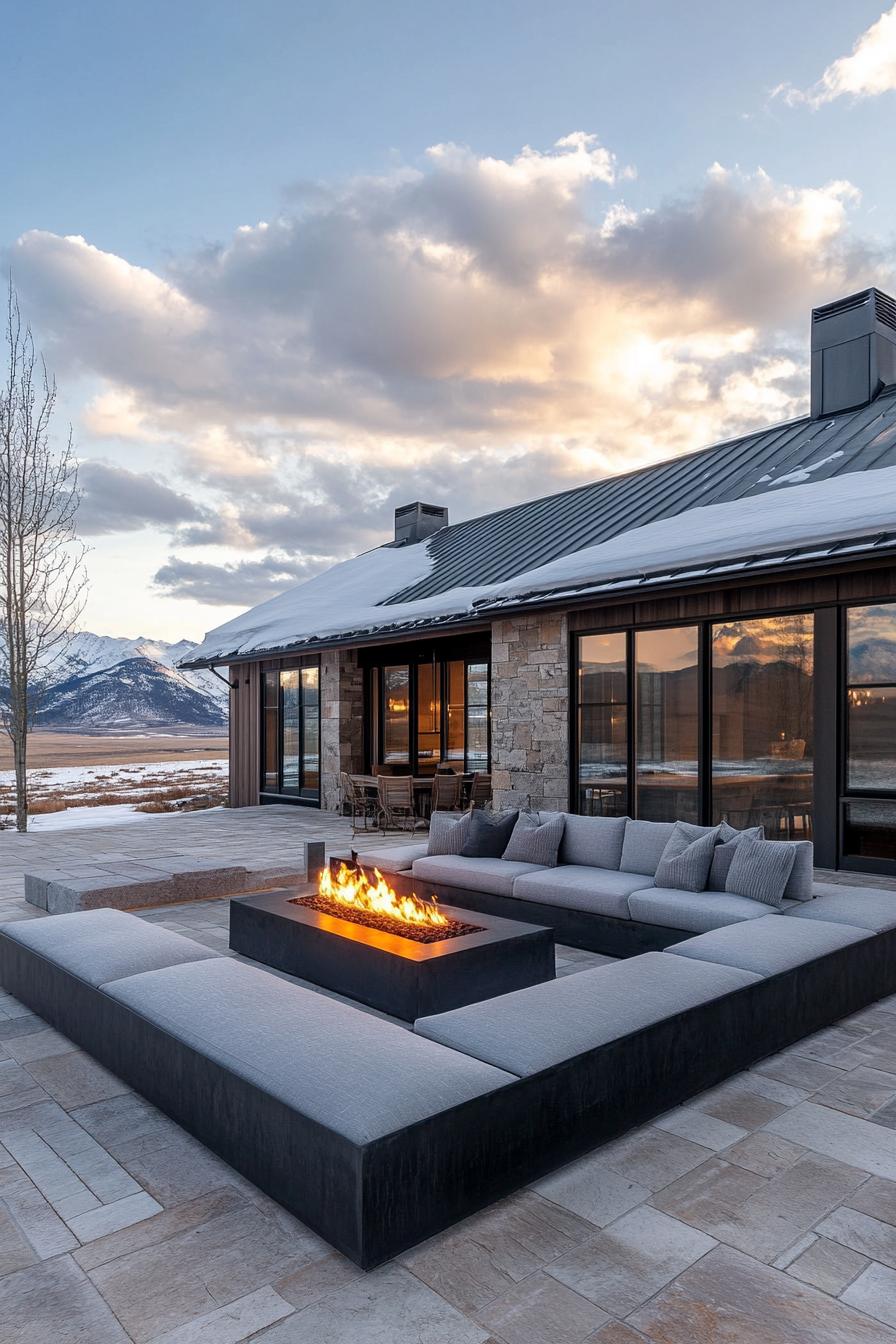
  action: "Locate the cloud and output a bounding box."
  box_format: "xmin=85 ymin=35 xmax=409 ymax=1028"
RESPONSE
xmin=153 ymin=554 xmax=319 ymax=606
xmin=7 ymin=133 xmax=894 ymax=610
xmin=773 ymin=4 xmax=896 ymax=108
xmin=77 ymin=461 xmax=206 ymax=536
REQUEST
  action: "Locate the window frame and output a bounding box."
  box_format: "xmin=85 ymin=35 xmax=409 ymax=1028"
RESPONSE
xmin=259 ymin=655 xmax=322 ymax=806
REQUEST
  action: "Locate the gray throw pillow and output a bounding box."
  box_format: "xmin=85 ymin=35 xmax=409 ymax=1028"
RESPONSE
xmin=503 ymin=811 xmax=565 ymax=866
xmin=460 ymin=809 xmax=519 ymax=859
xmin=654 ymin=822 xmax=720 ymax=892
xmin=427 ymin=810 xmax=472 ymax=856
xmin=725 ymin=834 xmax=796 ymax=908
xmin=708 ymin=824 xmax=764 ymax=892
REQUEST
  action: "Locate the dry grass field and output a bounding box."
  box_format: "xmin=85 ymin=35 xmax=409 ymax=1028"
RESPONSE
xmin=0 ymin=730 xmax=228 ymax=770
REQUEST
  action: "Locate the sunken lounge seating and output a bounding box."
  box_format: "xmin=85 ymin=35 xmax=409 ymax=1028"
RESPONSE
xmin=2 ymin=873 xmax=896 ymax=1268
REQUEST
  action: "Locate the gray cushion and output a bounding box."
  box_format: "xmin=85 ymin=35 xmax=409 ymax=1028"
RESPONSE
xmin=503 ymin=811 xmax=565 ymax=866
xmin=666 ymin=914 xmax=870 ymax=978
xmin=725 ymin=835 xmax=796 ymax=908
xmin=655 ymin=823 xmax=720 ymax=892
xmin=411 ymin=853 xmax=549 ymax=897
xmin=785 ymin=888 xmax=896 ymax=933
xmin=354 ymin=843 xmax=428 ymax=874
xmin=426 ymin=810 xmax=472 ymax=856
xmin=105 ymin=958 xmax=516 ymax=1142
xmin=415 ymin=952 xmax=759 ymax=1075
xmin=628 ymin=887 xmax=795 ymax=934
xmin=1 ymin=909 xmax=218 ymax=988
xmin=558 ymin=814 xmax=627 ymax=870
xmin=708 ymin=825 xmax=764 ymax=891
xmin=512 ymin=866 xmax=652 ymax=919
xmin=783 ymin=841 xmax=814 ymax=901
xmin=620 ymin=820 xmax=676 ymax=876
xmin=460 ymin=809 xmax=518 ymax=858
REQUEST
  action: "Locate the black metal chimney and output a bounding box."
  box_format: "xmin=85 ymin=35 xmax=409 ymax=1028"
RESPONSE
xmin=811 ymin=287 xmax=896 ymax=418
xmin=393 ymin=501 xmax=449 ymax=545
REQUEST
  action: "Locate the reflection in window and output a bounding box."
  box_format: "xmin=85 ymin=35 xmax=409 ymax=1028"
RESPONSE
xmin=444 ymin=661 xmax=466 ymax=764
xmin=636 ymin=627 xmax=699 ymax=823
xmin=416 ymin=661 xmax=441 ymax=774
xmin=577 ymin=633 xmax=628 ymax=815
xmin=281 ymin=670 xmax=301 ymax=790
xmin=301 ymin=665 xmax=320 ymax=797
xmin=844 ymin=799 xmax=896 ymax=861
xmin=383 ymin=666 xmax=410 ymax=764
xmin=262 ymin=671 xmax=279 ymax=792
xmin=465 ymin=663 xmax=489 ymax=770
xmin=847 ymin=603 xmax=896 ymax=794
xmin=263 ymin=663 xmax=320 ymax=801
xmin=711 ymin=614 xmax=814 ymax=838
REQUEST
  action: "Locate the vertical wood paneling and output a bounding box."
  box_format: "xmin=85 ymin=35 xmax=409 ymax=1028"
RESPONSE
xmin=229 ymin=662 xmax=260 ymax=808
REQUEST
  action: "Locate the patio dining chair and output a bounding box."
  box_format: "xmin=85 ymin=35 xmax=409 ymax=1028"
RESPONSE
xmin=467 ymin=772 xmax=492 ymax=811
xmin=342 ymin=772 xmax=378 ymax=836
xmin=377 ymin=774 xmax=425 ymax=835
xmin=428 ymin=771 xmax=462 ymax=815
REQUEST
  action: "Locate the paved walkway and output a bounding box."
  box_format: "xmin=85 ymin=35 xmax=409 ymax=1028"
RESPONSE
xmin=0 ymin=808 xmax=895 ymax=1342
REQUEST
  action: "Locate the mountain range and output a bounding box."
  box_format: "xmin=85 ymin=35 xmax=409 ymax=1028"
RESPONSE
xmin=32 ymin=633 xmax=228 ymax=731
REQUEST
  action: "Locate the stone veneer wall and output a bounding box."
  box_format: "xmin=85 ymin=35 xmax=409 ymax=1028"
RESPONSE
xmin=490 ymin=612 xmax=570 ymax=813
xmin=319 ymin=649 xmax=365 ymax=812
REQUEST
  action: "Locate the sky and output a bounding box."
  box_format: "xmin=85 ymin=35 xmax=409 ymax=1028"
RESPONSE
xmin=3 ymin=0 xmax=896 ymax=643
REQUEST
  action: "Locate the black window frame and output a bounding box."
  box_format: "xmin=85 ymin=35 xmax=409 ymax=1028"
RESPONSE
xmin=259 ymin=655 xmax=322 ymax=807
xmin=839 ymin=599 xmax=896 ymax=874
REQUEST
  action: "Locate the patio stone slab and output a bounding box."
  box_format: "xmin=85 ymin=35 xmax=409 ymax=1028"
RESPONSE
xmin=473 ymin=1269 xmax=608 ymax=1344
xmin=532 ymin=1152 xmax=649 ymax=1228
xmin=274 ymin=1252 xmax=363 ymax=1310
xmin=787 ymin=1236 xmax=870 ymax=1295
xmin=147 ymin=1284 xmax=294 ymax=1344
xmin=765 ymin=1102 xmax=896 ymax=1180
xmin=814 ymin=1067 xmax=896 ymax=1119
xmin=721 ymin=1130 xmax=806 ymax=1177
xmin=847 ymin=1177 xmax=896 ymax=1228
xmin=73 ymin=1187 xmax=247 ymax=1272
xmin=0 ymin=1207 xmax=36 ymax=1278
xmin=25 ymin=1052 xmax=130 ymax=1110
xmin=653 ymin=1106 xmax=748 ymax=1151
xmin=66 ymin=1190 xmax=163 ymax=1243
xmin=816 ymin=1207 xmax=896 ymax=1270
xmin=629 ymin=1244 xmax=896 ymax=1344
xmin=842 ymin=1263 xmax=896 ymax=1331
xmin=0 ymin=1254 xmax=129 ymax=1344
xmin=590 ymin=1126 xmax=713 ymax=1192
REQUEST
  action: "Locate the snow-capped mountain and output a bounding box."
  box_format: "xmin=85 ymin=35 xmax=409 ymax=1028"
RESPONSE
xmin=29 ymin=632 xmax=229 ymax=730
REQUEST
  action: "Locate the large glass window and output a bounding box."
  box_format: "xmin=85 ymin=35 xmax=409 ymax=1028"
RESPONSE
xmin=444 ymin=661 xmax=466 ymax=765
xmin=416 ymin=661 xmax=442 ymax=773
xmin=383 ymin=666 xmax=410 ymax=765
xmin=711 ymin=615 xmax=814 ymax=837
xmin=369 ymin=652 xmax=489 ymax=774
xmin=635 ymin=627 xmax=699 ymax=823
xmin=281 ymin=670 xmax=301 ymax=790
xmin=262 ymin=672 xmax=279 ymax=793
xmin=843 ymin=603 xmax=896 ymax=861
xmin=260 ymin=661 xmax=321 ymax=802
xmin=301 ymin=665 xmax=320 ymax=798
xmin=465 ymin=663 xmax=489 ymax=770
xmin=577 ymin=633 xmax=628 ymax=815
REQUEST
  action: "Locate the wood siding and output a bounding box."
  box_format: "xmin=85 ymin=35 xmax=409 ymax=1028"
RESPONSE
xmin=228 ymin=662 xmax=260 ymax=808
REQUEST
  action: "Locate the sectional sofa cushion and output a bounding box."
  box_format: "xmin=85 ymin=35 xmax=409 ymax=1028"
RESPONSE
xmin=512 ymin=866 xmax=656 ymax=920
xmin=105 ymin=957 xmax=517 ymax=1143
xmin=619 ymin=820 xmax=676 ymax=877
xmin=725 ymin=835 xmax=795 ymax=908
xmin=460 ymin=809 xmax=519 ymax=858
xmin=783 ymin=841 xmax=815 ymax=901
xmin=708 ymin=825 xmax=764 ymax=891
xmin=627 ymin=887 xmax=793 ymax=934
xmin=354 ymin=843 xmax=428 ymax=873
xmin=666 ymin=914 xmax=870 ymax=978
xmin=414 ymin=952 xmax=760 ymax=1076
xmin=427 ymin=810 xmax=472 ymax=856
xmin=503 ymin=811 xmax=565 ymax=867
xmin=558 ymin=814 xmax=628 ymax=870
xmin=411 ymin=854 xmax=549 ymax=898
xmin=2 ymin=908 xmax=218 ymax=987
xmin=655 ymin=823 xmax=720 ymax=892
xmin=785 ymin=888 xmax=896 ymax=933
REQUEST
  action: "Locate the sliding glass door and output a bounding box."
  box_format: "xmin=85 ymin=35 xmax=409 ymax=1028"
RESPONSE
xmin=635 ymin=627 xmax=699 ymax=823
xmin=260 ymin=660 xmax=321 ymax=803
xmin=843 ymin=602 xmax=896 ymax=862
xmin=369 ymin=654 xmax=490 ymax=774
xmin=577 ymin=633 xmax=628 ymax=815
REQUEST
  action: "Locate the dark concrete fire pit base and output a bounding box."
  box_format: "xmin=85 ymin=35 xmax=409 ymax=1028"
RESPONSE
xmin=229 ymin=886 xmax=555 ymax=1020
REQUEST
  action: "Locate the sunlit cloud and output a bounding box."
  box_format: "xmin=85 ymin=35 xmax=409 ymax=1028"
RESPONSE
xmin=773 ymin=4 xmax=896 ymax=108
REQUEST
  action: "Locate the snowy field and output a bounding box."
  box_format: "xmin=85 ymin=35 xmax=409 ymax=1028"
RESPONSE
xmin=0 ymin=757 xmax=228 ymax=830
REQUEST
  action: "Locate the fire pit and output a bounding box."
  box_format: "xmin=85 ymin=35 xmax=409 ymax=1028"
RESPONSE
xmin=229 ymin=864 xmax=555 ymax=1021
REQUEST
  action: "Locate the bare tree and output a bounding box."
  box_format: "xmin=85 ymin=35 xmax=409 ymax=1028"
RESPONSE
xmin=0 ymin=280 xmax=87 ymax=831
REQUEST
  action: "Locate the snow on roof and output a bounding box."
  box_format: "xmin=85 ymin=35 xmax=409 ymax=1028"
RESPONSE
xmin=183 ymin=465 xmax=896 ymax=665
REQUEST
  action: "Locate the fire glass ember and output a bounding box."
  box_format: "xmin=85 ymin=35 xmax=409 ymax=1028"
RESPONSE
xmin=291 ymin=863 xmax=483 ymax=944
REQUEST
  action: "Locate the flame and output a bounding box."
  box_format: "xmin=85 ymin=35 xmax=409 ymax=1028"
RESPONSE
xmin=319 ymin=862 xmax=449 ymax=929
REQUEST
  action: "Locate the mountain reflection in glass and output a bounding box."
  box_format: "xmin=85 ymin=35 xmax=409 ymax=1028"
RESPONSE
xmin=635 ymin=627 xmax=699 ymax=823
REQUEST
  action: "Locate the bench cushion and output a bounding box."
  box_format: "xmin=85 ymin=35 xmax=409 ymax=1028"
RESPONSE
xmin=783 ymin=841 xmax=815 ymax=902
xmin=665 ymin=914 xmax=870 ymax=978
xmin=620 ymin=820 xmax=676 ymax=877
xmin=414 ymin=952 xmax=759 ymax=1075
xmin=512 ymin=866 xmax=650 ymax=919
xmin=557 ymin=814 xmax=627 ymax=870
xmin=627 ymin=887 xmax=793 ymax=933
xmin=411 ymin=854 xmax=548 ymax=897
xmin=353 ymin=843 xmax=428 ymax=874
xmin=785 ymin=888 xmax=896 ymax=933
xmin=105 ymin=958 xmax=517 ymax=1143
xmin=2 ymin=909 xmax=218 ymax=987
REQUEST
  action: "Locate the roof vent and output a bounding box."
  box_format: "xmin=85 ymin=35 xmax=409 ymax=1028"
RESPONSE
xmin=393 ymin=501 xmax=449 ymax=545
xmin=811 ymin=287 xmax=896 ymax=418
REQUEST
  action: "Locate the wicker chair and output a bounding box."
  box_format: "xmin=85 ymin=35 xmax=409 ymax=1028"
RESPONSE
xmin=342 ymin=772 xmax=378 ymax=835
xmin=428 ymin=771 xmax=462 ymax=815
xmin=377 ymin=774 xmax=425 ymax=834
xmin=467 ymin=772 xmax=492 ymax=810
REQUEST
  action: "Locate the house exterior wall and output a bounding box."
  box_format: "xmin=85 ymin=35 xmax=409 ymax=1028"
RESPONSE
xmin=228 ymin=663 xmax=260 ymax=808
xmin=320 ymin=648 xmax=365 ymax=812
xmin=490 ymin=612 xmax=569 ymax=812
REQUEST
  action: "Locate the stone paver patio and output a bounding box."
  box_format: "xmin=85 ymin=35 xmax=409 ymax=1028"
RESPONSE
xmin=1 ymin=807 xmax=896 ymax=1341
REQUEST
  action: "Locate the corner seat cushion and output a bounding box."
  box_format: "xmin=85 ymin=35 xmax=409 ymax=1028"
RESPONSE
xmin=785 ymin=888 xmax=896 ymax=933
xmin=628 ymin=887 xmax=797 ymax=934
xmin=511 ymin=866 xmax=650 ymax=919
xmin=414 ymin=952 xmax=759 ymax=1076
xmin=353 ymin=843 xmax=428 ymax=874
xmin=104 ymin=958 xmax=517 ymax=1144
xmin=1 ymin=908 xmax=219 ymax=987
xmin=665 ymin=914 xmax=870 ymax=978
xmin=411 ymin=854 xmax=549 ymax=897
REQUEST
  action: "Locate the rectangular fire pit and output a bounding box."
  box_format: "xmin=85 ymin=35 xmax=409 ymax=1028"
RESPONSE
xmin=229 ymin=885 xmax=555 ymax=1021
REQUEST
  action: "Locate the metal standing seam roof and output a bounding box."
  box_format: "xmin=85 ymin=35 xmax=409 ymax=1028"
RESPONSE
xmin=384 ymin=385 xmax=896 ymax=605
